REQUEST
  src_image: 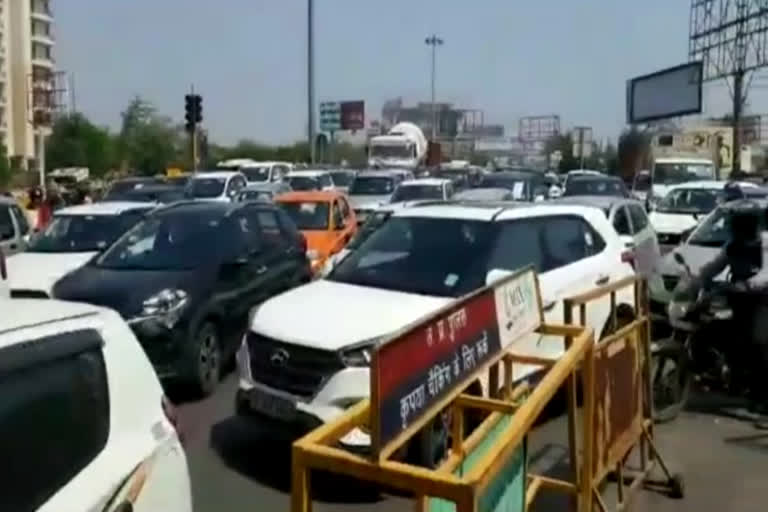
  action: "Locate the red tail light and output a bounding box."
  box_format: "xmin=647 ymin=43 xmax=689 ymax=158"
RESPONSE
xmin=162 ymin=395 xmax=184 ymax=444
xmin=0 ymin=248 xmax=6 ymax=280
xmin=621 ymin=250 xmax=635 ymax=270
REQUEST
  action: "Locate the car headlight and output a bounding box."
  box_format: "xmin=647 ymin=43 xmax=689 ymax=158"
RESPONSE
xmin=340 ymin=337 xmax=382 ymax=367
xmin=141 ymin=289 xmax=189 ymax=329
xmin=667 ymin=300 xmax=689 ymax=320
xmin=142 ymin=288 xmax=188 ymax=315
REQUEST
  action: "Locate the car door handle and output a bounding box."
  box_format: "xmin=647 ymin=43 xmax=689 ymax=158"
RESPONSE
xmin=256 ymin=265 xmax=268 ymax=275
xmin=595 ymin=275 xmax=610 ymax=286
xmin=8 ymin=243 xmax=17 ymax=250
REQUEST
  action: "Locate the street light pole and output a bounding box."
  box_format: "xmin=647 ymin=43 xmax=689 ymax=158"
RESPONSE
xmin=308 ymin=0 xmax=316 ymax=164
xmin=425 ymin=34 xmax=443 ymax=140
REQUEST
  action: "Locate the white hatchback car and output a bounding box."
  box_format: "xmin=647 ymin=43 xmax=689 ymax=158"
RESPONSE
xmin=7 ymin=201 xmax=155 ymax=298
xmin=237 ymin=201 xmax=635 ymax=451
xmin=0 ymin=299 xmax=192 ymax=512
xmin=187 ymin=171 xmax=248 ymax=202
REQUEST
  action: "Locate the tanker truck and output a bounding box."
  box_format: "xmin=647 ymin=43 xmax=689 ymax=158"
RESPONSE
xmin=367 ymin=122 xmax=429 ymax=170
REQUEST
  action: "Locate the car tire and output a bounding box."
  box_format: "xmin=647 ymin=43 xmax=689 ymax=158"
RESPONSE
xmin=186 ymin=321 xmax=221 ymax=397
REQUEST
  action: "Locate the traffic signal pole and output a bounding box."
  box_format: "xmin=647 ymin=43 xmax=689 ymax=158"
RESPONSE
xmin=191 ymin=85 xmax=198 ymax=172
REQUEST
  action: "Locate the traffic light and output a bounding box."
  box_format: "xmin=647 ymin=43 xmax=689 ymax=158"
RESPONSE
xmin=184 ymin=94 xmax=203 ymax=132
xmin=193 ymin=94 xmax=202 ymax=123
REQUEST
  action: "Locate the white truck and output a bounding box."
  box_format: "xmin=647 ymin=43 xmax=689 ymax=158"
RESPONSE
xmin=368 ymin=122 xmax=428 ymax=170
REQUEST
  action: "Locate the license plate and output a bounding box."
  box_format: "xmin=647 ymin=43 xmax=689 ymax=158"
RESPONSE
xmin=250 ymin=388 xmax=296 ymax=420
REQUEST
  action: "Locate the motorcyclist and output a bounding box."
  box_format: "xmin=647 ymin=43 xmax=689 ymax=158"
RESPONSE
xmin=673 ymin=201 xmax=768 ymax=428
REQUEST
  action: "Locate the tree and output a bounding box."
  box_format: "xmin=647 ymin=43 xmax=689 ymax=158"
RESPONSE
xmin=118 ymin=96 xmax=181 ymax=175
xmin=0 ymin=144 xmax=11 ymax=189
xmin=617 ymin=128 xmax=651 ymax=181
xmin=45 ymin=113 xmax=116 ymax=177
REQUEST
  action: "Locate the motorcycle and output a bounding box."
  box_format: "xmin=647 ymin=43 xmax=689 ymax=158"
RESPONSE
xmin=652 ymin=252 xmax=750 ymax=422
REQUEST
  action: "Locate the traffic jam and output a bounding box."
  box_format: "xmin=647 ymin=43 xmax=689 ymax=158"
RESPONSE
xmin=1 ymin=145 xmax=767 ymax=510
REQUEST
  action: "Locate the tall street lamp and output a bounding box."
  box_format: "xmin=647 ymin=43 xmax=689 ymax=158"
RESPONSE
xmin=308 ymin=0 xmax=316 ymax=163
xmin=425 ymin=34 xmax=444 ymax=140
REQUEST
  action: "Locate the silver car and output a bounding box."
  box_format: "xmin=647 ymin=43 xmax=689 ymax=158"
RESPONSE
xmin=0 ymin=196 xmax=31 ymax=256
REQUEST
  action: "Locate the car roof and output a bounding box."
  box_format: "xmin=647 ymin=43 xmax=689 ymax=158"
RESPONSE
xmin=550 ymin=196 xmax=641 ymax=210
xmin=567 ymin=169 xmax=603 ymax=175
xmin=354 ymin=170 xmax=401 ymax=178
xmin=275 ymin=190 xmax=341 ymax=202
xmin=486 ymin=170 xmax=541 ymax=179
xmin=655 ymin=157 xmax=713 ymax=164
xmin=56 ymin=201 xmax=156 ymax=216
xmin=666 ymin=180 xmax=757 ymax=190
xmin=193 ymin=171 xmax=242 ymax=179
xmin=399 ymin=178 xmax=451 ymax=186
xmin=242 ymin=182 xmax=288 ymax=191
xmin=287 ymin=170 xmax=331 ymax=177
xmin=453 ymin=188 xmax=513 ymax=200
xmin=0 ymin=299 xmax=103 ymax=343
xmin=567 ymin=175 xmax=622 ymax=182
xmin=155 ymin=199 xmax=260 ymax=216
xmin=392 ymin=200 xmax=604 ymax=222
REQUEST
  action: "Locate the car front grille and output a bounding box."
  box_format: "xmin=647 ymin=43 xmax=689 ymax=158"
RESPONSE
xmin=662 ymin=275 xmax=680 ymax=292
xmin=246 ymin=332 xmax=345 ymax=398
xmin=10 ymin=289 xmax=50 ymax=299
xmin=657 ymin=233 xmax=682 ymax=246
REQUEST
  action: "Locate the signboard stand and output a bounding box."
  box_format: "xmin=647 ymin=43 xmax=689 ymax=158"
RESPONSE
xmin=290 ymin=272 xmax=686 ymax=512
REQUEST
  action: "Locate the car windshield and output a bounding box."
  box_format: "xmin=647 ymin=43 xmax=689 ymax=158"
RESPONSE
xmin=370 ymin=144 xmax=413 ymax=159
xmin=329 ymin=217 xmax=502 ymax=297
xmin=242 ymin=167 xmax=270 ymax=182
xmin=120 ymin=187 xmax=185 ymax=203
xmin=564 ymin=178 xmax=626 ymax=197
xmin=279 ymin=201 xmax=330 ymax=230
xmin=165 ymin=176 xmax=189 ymax=186
xmin=189 ymin=178 xmax=226 ymax=198
xmin=350 ymin=176 xmax=395 ymax=195
xmin=479 ymin=176 xmax=529 ymax=200
xmin=390 ymin=184 xmax=443 ymax=202
xmin=656 ymin=188 xmax=719 ymax=214
xmin=105 ymin=179 xmax=161 ymax=199
xmin=95 ymin=211 xmax=231 ymax=270
xmin=287 ymin=176 xmax=320 ymax=191
xmin=347 ymin=211 xmax=392 ymax=250
xmin=330 ymin=172 xmax=354 ymax=187
xmin=28 ymin=212 xmax=147 ymax=253
xmin=654 ymin=163 xmax=715 ymax=186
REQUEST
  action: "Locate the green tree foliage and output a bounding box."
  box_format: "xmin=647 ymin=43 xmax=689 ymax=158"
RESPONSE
xmin=118 ymin=96 xmax=181 ymax=175
xmin=0 ymin=144 xmax=12 ymax=188
xmin=617 ymin=128 xmax=651 ymax=180
xmin=45 ymin=113 xmax=116 ymax=177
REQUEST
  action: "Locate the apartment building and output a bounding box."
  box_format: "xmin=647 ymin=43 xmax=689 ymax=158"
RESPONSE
xmin=0 ymin=0 xmax=55 ymax=167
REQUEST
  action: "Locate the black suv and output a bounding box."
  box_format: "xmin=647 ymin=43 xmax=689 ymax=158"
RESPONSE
xmin=53 ymin=200 xmax=312 ymax=395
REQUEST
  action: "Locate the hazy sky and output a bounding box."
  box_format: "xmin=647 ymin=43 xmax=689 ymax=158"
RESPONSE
xmin=55 ymin=1 xmax=746 ymax=145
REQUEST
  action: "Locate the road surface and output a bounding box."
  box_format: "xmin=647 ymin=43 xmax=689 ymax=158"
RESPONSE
xmin=178 ymin=374 xmax=767 ymax=512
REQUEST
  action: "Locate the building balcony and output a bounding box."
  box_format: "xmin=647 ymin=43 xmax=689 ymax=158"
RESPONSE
xmin=31 ymin=8 xmax=53 ymax=23
xmin=31 ymin=32 xmax=54 ymax=46
xmin=31 ymin=56 xmax=53 ymax=68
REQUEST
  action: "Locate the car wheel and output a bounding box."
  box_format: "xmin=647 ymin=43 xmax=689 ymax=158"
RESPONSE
xmin=188 ymin=322 xmax=221 ymax=397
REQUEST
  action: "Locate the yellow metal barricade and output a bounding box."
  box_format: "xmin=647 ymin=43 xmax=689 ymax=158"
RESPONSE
xmin=562 ymin=276 xmax=684 ymax=512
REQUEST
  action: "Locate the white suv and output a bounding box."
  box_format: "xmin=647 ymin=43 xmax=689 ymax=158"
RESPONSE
xmin=0 ymin=299 xmax=192 ymax=512
xmin=237 ymin=202 xmax=635 ymax=448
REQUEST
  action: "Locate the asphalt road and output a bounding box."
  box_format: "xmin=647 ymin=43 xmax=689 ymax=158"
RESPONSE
xmin=178 ymin=374 xmax=768 ymax=512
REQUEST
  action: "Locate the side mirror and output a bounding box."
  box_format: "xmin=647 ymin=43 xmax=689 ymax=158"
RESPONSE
xmin=619 ymin=235 xmax=636 ymax=249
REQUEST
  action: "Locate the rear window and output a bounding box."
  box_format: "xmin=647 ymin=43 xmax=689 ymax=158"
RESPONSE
xmin=0 ymin=329 xmax=110 ymax=512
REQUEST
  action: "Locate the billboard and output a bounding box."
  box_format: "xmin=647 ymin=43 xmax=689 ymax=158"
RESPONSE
xmin=626 ymin=62 xmax=703 ymax=124
xmin=518 ymin=115 xmax=560 ymax=143
xmin=340 ymin=100 xmax=365 ymax=131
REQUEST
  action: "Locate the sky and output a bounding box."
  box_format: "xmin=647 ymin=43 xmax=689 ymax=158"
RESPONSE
xmin=54 ymin=0 xmax=748 ymax=146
